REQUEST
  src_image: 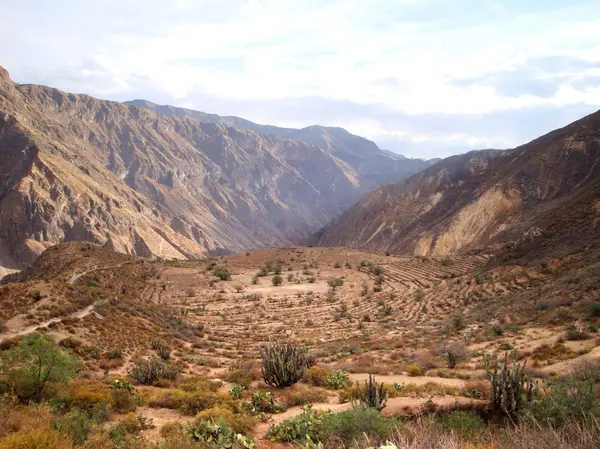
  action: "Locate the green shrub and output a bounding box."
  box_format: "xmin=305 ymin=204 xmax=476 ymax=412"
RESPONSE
xmin=522 ymin=379 xmax=599 ymax=427
xmin=188 ymin=418 xmax=256 ymax=448
xmin=213 ymin=268 xmax=231 ymax=281
xmin=327 ymin=371 xmax=350 ymax=389
xmin=267 ymin=405 xmax=322 ymax=443
xmin=53 ymin=408 xmax=92 ymax=445
xmin=321 ymin=406 xmax=392 ymax=446
xmin=242 ymin=391 xmax=283 ymax=417
xmin=271 ymin=275 xmax=283 ymax=286
xmin=261 ymin=342 xmax=314 ymax=388
xmin=439 ymin=411 xmax=486 ymax=435
xmin=108 ymin=348 xmax=122 ymax=359
xmin=3 ymin=333 xmax=80 ymax=402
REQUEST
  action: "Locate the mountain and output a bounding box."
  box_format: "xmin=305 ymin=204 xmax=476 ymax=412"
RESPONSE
xmin=125 ymin=100 xmax=436 ymax=187
xmin=0 ymin=66 xmax=377 ymax=276
xmin=315 ymin=111 xmax=600 ymax=259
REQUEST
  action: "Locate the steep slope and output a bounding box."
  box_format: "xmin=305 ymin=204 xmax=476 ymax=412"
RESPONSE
xmin=0 ymin=67 xmax=366 ymax=275
xmin=315 ymin=111 xmax=600 ymax=258
xmin=125 ymin=100 xmax=436 ymax=186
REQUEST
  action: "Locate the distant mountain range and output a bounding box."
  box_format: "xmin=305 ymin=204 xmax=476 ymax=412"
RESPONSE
xmin=0 ymin=67 xmax=436 ymax=276
xmin=125 ymin=100 xmax=438 ymax=187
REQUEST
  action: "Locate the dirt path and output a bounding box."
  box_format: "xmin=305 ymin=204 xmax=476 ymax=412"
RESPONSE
xmin=348 ymin=373 xmax=466 ymax=388
xmin=2 ymin=303 xmax=96 ymax=339
xmin=253 ymin=395 xmax=482 ymax=442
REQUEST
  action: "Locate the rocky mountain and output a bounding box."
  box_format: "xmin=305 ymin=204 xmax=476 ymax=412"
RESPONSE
xmin=125 ymin=100 xmax=436 ymax=187
xmin=315 ymin=111 xmax=600 ymax=259
xmin=0 ymin=66 xmax=384 ymax=276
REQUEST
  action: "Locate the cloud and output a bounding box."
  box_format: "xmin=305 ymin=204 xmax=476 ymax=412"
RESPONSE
xmin=1 ymin=0 xmax=600 ymax=158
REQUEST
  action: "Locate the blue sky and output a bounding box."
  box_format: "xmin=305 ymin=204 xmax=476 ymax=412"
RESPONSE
xmin=1 ymin=0 xmax=600 ymax=158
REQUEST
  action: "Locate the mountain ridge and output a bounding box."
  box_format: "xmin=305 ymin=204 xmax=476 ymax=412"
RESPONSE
xmin=0 ymin=67 xmax=433 ymax=277
xmin=124 ymin=99 xmax=437 ymax=186
xmin=315 ymin=110 xmax=600 ymax=259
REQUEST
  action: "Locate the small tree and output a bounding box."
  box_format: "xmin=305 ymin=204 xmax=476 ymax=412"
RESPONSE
xmin=1 ymin=332 xmax=80 ymax=402
xmin=441 ymin=342 xmax=469 ymax=369
xmin=328 ymin=278 xmax=344 ymax=290
xmin=272 ymin=275 xmax=283 ymax=286
xmin=213 ymin=268 xmax=231 ymax=281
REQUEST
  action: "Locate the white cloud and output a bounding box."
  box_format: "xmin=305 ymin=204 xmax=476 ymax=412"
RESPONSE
xmin=1 ymin=0 xmax=600 ymax=157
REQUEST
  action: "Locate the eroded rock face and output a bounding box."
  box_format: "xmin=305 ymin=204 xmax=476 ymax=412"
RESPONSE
xmin=125 ymin=100 xmax=437 ymax=188
xmin=0 ymin=66 xmax=381 ymax=271
xmin=315 ymin=111 xmax=600 ymax=258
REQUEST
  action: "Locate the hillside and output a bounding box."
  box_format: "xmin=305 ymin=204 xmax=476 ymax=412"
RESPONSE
xmin=125 ymin=99 xmax=437 ymax=187
xmin=0 ymin=66 xmax=380 ymax=275
xmin=315 ymin=111 xmax=600 ymax=259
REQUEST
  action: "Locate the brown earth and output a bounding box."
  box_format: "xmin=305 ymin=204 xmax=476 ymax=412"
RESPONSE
xmin=315 ymin=111 xmax=600 ymax=261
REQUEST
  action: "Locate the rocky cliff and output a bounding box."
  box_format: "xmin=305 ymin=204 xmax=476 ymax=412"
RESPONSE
xmin=0 ymin=67 xmax=373 ymax=275
xmin=125 ymin=100 xmax=436 ymax=188
xmin=315 ymin=111 xmax=600 ymax=259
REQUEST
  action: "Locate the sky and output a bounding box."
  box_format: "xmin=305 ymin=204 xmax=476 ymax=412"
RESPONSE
xmin=1 ymin=0 xmax=600 ymax=158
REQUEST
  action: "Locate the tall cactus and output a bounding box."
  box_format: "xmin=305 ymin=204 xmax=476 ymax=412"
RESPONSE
xmin=485 ymin=351 xmax=535 ymax=417
xmin=353 ymin=374 xmax=388 ymax=411
xmin=261 ymin=342 xmax=313 ymax=388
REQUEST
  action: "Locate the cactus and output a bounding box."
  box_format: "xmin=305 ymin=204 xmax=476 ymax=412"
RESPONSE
xmin=261 ymin=342 xmax=314 ymax=388
xmin=485 ymin=351 xmax=535 ymax=417
xmin=353 ymin=374 xmax=388 ymax=411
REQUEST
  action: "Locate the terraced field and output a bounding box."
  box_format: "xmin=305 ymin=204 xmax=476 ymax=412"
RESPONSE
xmin=145 ymin=250 xmax=491 ymax=363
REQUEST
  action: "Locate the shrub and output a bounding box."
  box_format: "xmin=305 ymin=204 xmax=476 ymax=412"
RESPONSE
xmin=188 ymin=418 xmax=256 ymax=448
xmin=280 ymin=384 xmax=329 ymax=407
xmin=242 ymin=391 xmax=283 ymax=417
xmin=328 ymin=278 xmax=344 ymax=290
xmin=0 ymin=428 xmax=72 ymax=449
xmin=261 ymin=342 xmax=314 ymax=388
xmin=485 ymin=352 xmax=535 ymax=417
xmin=441 ymin=342 xmax=469 ymax=369
xmin=195 ymin=407 xmax=258 ymax=435
xmin=271 ymin=275 xmax=283 ymax=286
xmin=451 ymin=312 xmax=466 ymax=331
xmin=225 ymin=369 xmax=254 ymax=388
xmin=128 ymin=357 xmax=179 ymax=385
xmin=327 ymin=371 xmax=350 ymax=389
xmin=117 ymin=413 xmax=142 ymax=434
xmin=213 ymin=268 xmax=231 ymax=281
xmin=522 ymin=379 xmax=599 ymax=427
xmin=307 ymin=277 xmax=316 ymax=283
xmin=407 ymin=365 xmax=422 ymax=377
xmin=352 ymin=374 xmax=387 ymax=411
xmin=3 ymin=332 xmax=80 ymax=402
xmin=321 ymin=406 xmax=392 ymax=446
xmin=565 ymin=324 xmax=590 ymax=341
xmin=111 ymin=387 xmax=137 ymax=413
xmin=588 ymin=303 xmax=600 ymax=318
xmin=304 ymin=366 xmax=331 ymax=387
xmin=251 ymin=277 xmax=258 ymax=285
xmin=108 ymin=348 xmax=122 ymax=359
xmin=267 ymin=405 xmax=322 ymax=443
xmin=439 ymin=410 xmax=486 ymax=436
xmin=53 ymin=408 xmax=92 ymax=445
